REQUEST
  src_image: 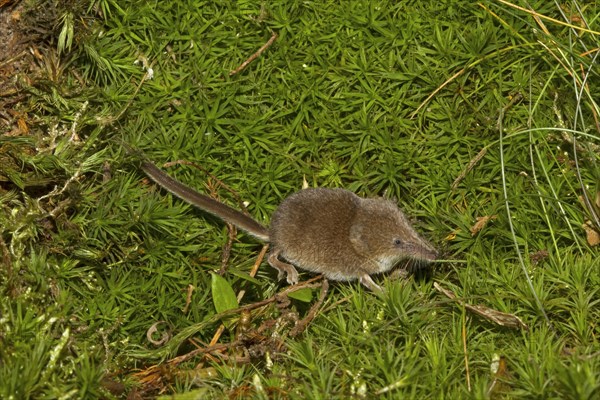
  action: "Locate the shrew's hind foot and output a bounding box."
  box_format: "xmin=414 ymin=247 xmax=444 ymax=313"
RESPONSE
xmin=268 ymin=250 xmax=299 ymax=285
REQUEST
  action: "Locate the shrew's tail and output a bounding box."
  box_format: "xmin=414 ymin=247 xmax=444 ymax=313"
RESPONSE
xmin=141 ymin=161 xmax=270 ymax=241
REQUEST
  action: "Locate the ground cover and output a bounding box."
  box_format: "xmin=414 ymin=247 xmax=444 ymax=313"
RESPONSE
xmin=0 ymin=0 xmax=598 ymax=398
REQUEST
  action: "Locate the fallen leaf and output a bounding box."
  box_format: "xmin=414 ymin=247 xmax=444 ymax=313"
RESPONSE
xmin=470 ymin=215 xmax=497 ymax=236
xmin=17 ymin=118 xmax=29 ymax=134
xmin=583 ymin=221 xmax=600 ymax=246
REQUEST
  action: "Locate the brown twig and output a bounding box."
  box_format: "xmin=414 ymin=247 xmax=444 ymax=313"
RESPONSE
xmin=451 ymin=146 xmax=488 ymax=191
xmin=250 ymin=244 xmax=269 ymax=278
xmin=495 ymin=92 xmax=523 ymax=131
xmin=182 ymin=284 xmax=195 ymax=314
xmin=290 ymin=279 xmax=329 ymax=337
xmin=133 ymin=342 xmax=237 ymax=384
xmin=0 ymin=50 xmax=28 ymax=69
xmin=113 ymin=59 xmax=153 ymax=123
xmin=434 ymin=282 xmax=528 ymax=330
xmin=229 ymin=32 xmax=278 ymax=76
xmin=218 ymin=222 xmax=237 ymax=275
xmin=410 ymin=44 xmax=521 ymax=119
xmin=462 ymin=311 xmax=471 ymax=392
xmin=410 ymin=68 xmax=465 ymax=119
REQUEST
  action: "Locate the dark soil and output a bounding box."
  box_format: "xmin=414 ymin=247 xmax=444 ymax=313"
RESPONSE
xmin=0 ymin=0 xmax=50 ymax=136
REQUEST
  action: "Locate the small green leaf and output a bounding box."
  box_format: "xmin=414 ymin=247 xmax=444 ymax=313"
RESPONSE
xmin=287 ymin=288 xmax=313 ymax=303
xmin=211 ymin=273 xmax=238 ymax=321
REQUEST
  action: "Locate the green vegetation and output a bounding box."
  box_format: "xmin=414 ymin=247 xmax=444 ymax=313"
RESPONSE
xmin=1 ymin=0 xmax=599 ymax=398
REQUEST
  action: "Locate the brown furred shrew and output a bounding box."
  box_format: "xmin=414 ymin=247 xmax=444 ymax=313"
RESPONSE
xmin=141 ymin=160 xmax=438 ymax=292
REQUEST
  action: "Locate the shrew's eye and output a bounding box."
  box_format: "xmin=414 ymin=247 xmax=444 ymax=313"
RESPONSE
xmin=393 ymin=238 xmax=403 ymax=246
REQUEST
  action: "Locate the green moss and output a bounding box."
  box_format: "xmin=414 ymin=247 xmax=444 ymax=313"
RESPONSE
xmin=0 ymin=0 xmax=598 ymax=398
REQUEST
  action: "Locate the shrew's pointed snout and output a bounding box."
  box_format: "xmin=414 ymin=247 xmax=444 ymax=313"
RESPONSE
xmin=408 ymin=241 xmax=439 ymax=262
xmin=424 ymin=247 xmax=439 ymax=262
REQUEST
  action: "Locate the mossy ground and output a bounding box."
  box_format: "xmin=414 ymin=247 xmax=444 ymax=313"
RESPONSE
xmin=0 ymin=0 xmax=599 ymax=398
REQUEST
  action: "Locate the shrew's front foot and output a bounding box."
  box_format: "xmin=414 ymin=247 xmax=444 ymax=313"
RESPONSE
xmin=359 ymin=274 xmax=383 ymax=293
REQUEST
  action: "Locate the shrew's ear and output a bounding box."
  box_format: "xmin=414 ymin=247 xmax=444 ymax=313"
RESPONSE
xmin=349 ymin=223 xmax=370 ymax=255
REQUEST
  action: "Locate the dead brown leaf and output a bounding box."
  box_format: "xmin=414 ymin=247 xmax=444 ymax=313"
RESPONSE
xmin=17 ymin=116 xmax=28 ymax=134
xmin=434 ymin=282 xmax=528 ymax=330
xmin=583 ymin=221 xmax=600 ymax=246
xmin=470 ymin=215 xmax=497 ymax=236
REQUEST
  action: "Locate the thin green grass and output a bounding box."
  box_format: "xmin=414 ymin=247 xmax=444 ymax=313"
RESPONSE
xmin=0 ymin=0 xmax=599 ymax=398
